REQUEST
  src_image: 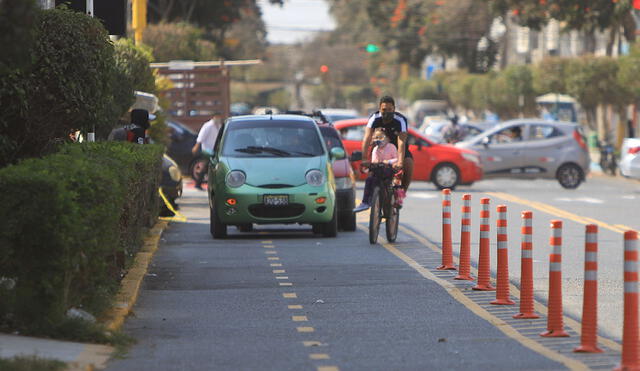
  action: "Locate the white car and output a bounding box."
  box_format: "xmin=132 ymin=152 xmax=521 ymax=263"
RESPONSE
xmin=620 ymin=138 xmax=640 ymax=179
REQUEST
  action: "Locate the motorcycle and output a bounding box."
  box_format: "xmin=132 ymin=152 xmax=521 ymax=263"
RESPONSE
xmin=598 ymin=139 xmax=617 ymax=176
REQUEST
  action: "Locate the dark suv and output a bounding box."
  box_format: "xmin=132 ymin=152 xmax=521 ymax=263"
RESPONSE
xmin=285 ymin=111 xmax=356 ymax=231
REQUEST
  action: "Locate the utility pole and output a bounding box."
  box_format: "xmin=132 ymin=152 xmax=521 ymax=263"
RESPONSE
xmin=132 ymin=0 xmax=147 ymax=45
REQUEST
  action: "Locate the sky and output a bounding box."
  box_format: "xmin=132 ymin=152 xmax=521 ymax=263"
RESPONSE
xmin=257 ymin=0 xmax=336 ymax=44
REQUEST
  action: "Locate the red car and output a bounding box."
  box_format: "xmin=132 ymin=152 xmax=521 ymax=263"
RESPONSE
xmin=334 ymin=118 xmax=483 ymax=189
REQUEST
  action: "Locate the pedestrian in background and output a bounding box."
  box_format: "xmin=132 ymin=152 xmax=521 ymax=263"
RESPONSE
xmin=192 ymin=111 xmax=223 ymax=190
xmin=442 ymin=114 xmax=465 ymax=144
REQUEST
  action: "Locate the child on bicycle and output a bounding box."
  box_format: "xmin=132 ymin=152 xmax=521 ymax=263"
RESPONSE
xmin=354 ymin=128 xmax=404 ymax=212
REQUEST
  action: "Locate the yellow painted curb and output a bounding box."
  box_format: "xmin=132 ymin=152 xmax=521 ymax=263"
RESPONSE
xmin=102 ymin=220 xmax=168 ymax=332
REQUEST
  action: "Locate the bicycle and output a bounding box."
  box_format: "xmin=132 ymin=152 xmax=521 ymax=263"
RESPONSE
xmin=366 ymin=163 xmax=402 ymax=245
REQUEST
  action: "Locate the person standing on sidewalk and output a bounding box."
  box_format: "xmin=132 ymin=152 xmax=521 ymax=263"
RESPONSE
xmin=192 ymin=112 xmax=223 ymax=190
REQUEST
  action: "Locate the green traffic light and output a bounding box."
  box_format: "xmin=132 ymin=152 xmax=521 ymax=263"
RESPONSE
xmin=366 ymin=44 xmax=380 ymax=53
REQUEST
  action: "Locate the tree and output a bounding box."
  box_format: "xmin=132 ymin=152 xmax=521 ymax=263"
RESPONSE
xmin=532 ymin=57 xmax=570 ymax=95
xmin=618 ymin=44 xmax=640 ymax=104
xmin=488 ymin=0 xmax=637 ymax=51
xmin=0 ymin=7 xmax=121 ymax=165
xmin=223 ymin=3 xmax=268 ymax=59
xmin=565 ymin=56 xmax=620 ymax=131
xmin=424 ymin=0 xmax=495 ymax=73
xmin=328 ymin=0 xmax=495 ymax=74
xmin=488 ymin=65 xmax=536 ymax=119
xmin=0 ymin=0 xmax=38 ymax=74
xmin=143 ymin=22 xmax=217 ymax=62
xmin=147 ymin=0 xmax=283 ymax=51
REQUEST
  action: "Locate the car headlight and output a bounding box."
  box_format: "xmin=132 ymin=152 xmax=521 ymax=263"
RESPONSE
xmin=168 ymin=166 xmax=181 ymax=181
xmin=334 ymin=176 xmax=353 ymax=190
xmin=305 ymin=169 xmax=324 ymax=186
xmin=226 ymin=170 xmax=246 ymax=188
xmin=462 ymin=153 xmax=480 ymax=165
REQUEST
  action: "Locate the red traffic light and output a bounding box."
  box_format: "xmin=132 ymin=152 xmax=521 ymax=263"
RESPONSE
xmin=320 ymin=65 xmax=329 ymax=73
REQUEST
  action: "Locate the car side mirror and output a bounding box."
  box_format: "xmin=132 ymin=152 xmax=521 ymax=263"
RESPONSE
xmin=330 ymin=147 xmax=346 ymax=160
xmin=349 ymin=150 xmax=363 ymax=162
xmin=482 ymin=136 xmax=490 ymax=148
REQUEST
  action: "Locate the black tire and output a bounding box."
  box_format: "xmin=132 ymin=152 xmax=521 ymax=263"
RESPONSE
xmin=210 ymin=204 xmax=227 ymax=239
xmin=369 ymin=187 xmax=381 ymax=244
xmin=341 ymin=211 xmax=357 ymax=231
xmin=385 ymin=192 xmax=399 ymax=243
xmin=431 ymin=163 xmax=460 ymax=190
xmin=557 ymin=163 xmax=583 ymax=189
xmin=191 ymin=158 xmax=208 ymax=183
xmin=312 ymin=224 xmax=323 ymax=234
xmin=238 ymin=224 xmax=253 ymax=232
xmin=322 ymin=206 xmax=338 ymax=237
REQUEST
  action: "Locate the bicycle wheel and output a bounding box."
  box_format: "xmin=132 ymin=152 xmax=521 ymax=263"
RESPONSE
xmin=385 ymin=190 xmax=399 ymax=243
xmin=368 ymin=186 xmax=381 ymax=244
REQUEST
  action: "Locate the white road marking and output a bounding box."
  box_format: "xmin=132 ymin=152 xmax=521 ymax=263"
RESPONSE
xmin=408 ymin=192 xmax=438 ymax=200
xmin=554 ymin=197 xmax=604 ymax=204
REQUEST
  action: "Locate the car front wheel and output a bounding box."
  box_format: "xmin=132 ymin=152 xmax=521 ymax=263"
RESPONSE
xmin=431 ymin=163 xmax=460 ymax=190
xmin=322 ymin=206 xmax=338 ymax=237
xmin=557 ymin=163 xmax=583 ymax=189
xmin=210 ymin=204 xmax=227 ymax=239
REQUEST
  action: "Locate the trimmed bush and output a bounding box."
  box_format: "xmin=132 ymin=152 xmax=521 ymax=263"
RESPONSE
xmin=0 ymin=142 xmax=162 ymax=335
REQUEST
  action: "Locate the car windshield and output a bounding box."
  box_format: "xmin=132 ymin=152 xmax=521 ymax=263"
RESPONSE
xmin=222 ymin=121 xmax=325 ymax=158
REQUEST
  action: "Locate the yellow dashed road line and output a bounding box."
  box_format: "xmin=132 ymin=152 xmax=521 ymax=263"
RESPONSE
xmin=297 ymin=327 xmax=315 ymax=333
xmin=292 ymin=316 xmax=308 ymax=322
xmin=358 ymin=224 xmax=588 ymax=370
xmin=283 ymin=293 xmax=297 ymax=298
xmin=309 ymin=354 xmax=330 ymax=360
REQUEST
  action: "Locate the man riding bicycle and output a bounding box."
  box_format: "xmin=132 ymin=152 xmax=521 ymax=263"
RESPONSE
xmin=361 ymin=95 xmax=414 ymax=192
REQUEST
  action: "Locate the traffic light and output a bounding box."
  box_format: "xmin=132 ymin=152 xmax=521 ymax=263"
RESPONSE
xmin=320 ymin=65 xmax=329 ymax=73
xmin=365 ymin=43 xmax=380 ymax=53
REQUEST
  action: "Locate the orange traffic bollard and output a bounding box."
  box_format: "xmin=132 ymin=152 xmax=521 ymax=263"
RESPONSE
xmin=540 ymin=220 xmax=569 ymax=337
xmin=491 ymin=205 xmax=514 ymax=305
xmin=455 ymin=194 xmax=474 ymax=281
xmin=617 ymin=230 xmax=639 ymax=370
xmin=437 ymin=189 xmax=456 ymax=270
xmin=473 ymin=198 xmax=494 ymax=291
xmin=514 ymin=211 xmax=538 ymax=319
xmin=574 ymin=224 xmax=603 ymax=353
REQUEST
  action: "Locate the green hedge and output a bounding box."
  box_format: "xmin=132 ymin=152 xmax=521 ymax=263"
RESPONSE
xmin=0 ymin=142 xmax=162 ymax=335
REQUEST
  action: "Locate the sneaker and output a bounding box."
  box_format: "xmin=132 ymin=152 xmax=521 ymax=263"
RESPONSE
xmin=353 ymin=202 xmax=370 ymax=213
xmin=194 ymin=184 xmax=204 ymax=191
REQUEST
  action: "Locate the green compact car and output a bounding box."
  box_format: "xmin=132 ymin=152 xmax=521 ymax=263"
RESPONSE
xmin=207 ymin=115 xmax=345 ymax=238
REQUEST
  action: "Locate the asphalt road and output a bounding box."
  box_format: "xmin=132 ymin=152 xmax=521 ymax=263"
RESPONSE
xmin=106 ymin=174 xmax=637 ymax=370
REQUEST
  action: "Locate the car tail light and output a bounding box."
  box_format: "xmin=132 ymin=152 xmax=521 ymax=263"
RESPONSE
xmin=629 ymin=147 xmax=640 ymax=155
xmin=573 ymin=130 xmax=587 ymax=151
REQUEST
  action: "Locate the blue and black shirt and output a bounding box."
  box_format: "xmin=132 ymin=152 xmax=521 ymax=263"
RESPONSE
xmin=366 ymin=111 xmax=412 ymax=158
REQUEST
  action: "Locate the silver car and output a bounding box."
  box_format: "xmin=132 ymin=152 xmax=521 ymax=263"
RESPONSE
xmin=456 ymin=119 xmax=590 ymax=189
xmin=620 ymin=138 xmax=640 ymax=179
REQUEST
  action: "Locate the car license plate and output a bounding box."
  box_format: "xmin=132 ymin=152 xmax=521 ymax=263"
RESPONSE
xmin=263 ymin=195 xmax=288 ymax=206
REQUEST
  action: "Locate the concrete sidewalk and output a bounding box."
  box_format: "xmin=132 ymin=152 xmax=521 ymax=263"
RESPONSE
xmin=0 ymin=333 xmax=112 ymax=370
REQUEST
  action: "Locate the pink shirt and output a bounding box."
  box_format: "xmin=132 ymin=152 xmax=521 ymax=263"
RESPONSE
xmin=372 ymin=143 xmax=398 ymax=164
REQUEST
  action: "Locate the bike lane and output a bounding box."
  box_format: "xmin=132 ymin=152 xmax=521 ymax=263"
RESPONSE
xmin=106 ymin=187 xmax=568 ymax=370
